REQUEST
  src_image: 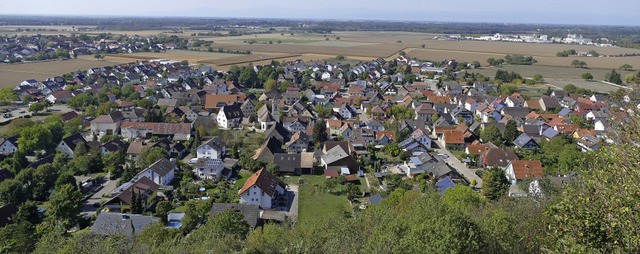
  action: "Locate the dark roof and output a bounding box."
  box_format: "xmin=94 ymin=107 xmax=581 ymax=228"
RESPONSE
xmin=483 ymin=148 xmax=519 ymax=168
xmin=210 ymin=203 xmax=260 ymax=228
xmin=60 ymin=111 xmax=79 ymax=121
xmin=513 ymin=133 xmax=537 ymax=148
xmin=199 ymin=137 xmax=225 ymax=152
xmin=253 ymin=136 xmax=284 ymax=163
xmin=0 ymin=204 xmax=17 ymax=227
xmin=146 ymin=158 xmax=176 ymax=176
xmin=0 ymin=168 xmax=14 ymax=183
xmin=273 ymin=153 xmax=301 ymax=173
xmin=90 ymin=212 xmax=159 ymax=236
xmin=221 ymin=102 xmax=244 ymax=119
xmin=264 ymin=122 xmax=290 ymax=143
xmin=102 ymin=139 xmax=128 ymax=153
xmin=61 ymin=133 xmax=87 ymax=152
xmin=26 ymin=154 xmax=54 ymax=169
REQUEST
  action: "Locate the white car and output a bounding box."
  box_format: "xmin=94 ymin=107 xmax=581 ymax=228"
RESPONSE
xmin=437 ymin=153 xmax=450 ymax=159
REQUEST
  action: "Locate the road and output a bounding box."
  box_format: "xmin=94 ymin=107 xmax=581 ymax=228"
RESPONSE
xmin=286 ymin=185 xmax=299 ymax=222
xmin=435 ymin=145 xmax=483 ymax=188
xmin=81 ymin=178 xmax=119 ymax=215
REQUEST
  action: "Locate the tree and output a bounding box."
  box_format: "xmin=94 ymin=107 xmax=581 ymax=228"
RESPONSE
xmin=18 ymin=125 xmax=53 ymax=154
xmin=47 ymin=184 xmax=83 ymax=229
xmin=313 ymin=120 xmax=328 ymax=144
xmin=481 ymin=125 xmax=503 ymax=145
xmin=581 ymin=72 xmax=593 ymax=80
xmin=532 ymin=74 xmax=544 ymax=83
xmin=0 ymin=88 xmax=17 ymax=105
xmin=570 ymin=60 xmax=587 ymax=68
xmin=563 ymin=84 xmax=578 ymax=93
xmin=431 ymin=113 xmax=440 ymax=123
xmin=137 ymin=147 xmax=167 ymax=168
xmin=605 ymin=69 xmax=623 ymax=84
xmin=503 ymin=120 xmax=519 ymax=145
xmin=481 ymin=167 xmax=510 ymax=200
xmin=0 ymin=179 xmax=27 ymax=205
xmin=263 ymin=79 xmax=277 ymax=91
xmin=238 ymin=66 xmax=258 ymax=88
xmin=335 ymin=55 xmax=346 ymax=60
xmin=620 ymin=64 xmax=633 ymax=71
xmin=28 ymin=101 xmax=47 ymax=113
xmin=180 ymin=60 xmax=189 ymax=66
xmin=443 ymin=185 xmax=485 ymax=212
xmin=207 ymin=209 xmax=250 ymax=238
xmin=155 ymin=201 xmax=173 ymax=222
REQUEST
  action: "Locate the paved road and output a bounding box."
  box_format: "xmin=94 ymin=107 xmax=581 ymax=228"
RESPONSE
xmin=435 ymin=145 xmax=483 ymax=188
xmin=81 ymin=178 xmax=119 ymax=215
xmin=286 ymin=185 xmax=299 ymax=222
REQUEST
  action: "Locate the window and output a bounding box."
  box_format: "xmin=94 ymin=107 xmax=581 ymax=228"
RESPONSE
xmin=253 ymin=192 xmax=257 ymax=195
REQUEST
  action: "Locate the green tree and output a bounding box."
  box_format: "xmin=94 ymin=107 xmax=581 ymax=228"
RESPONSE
xmin=620 ymin=63 xmax=633 ymax=71
xmin=207 ymin=209 xmax=250 ymax=238
xmin=47 ymin=184 xmax=83 ymax=229
xmin=581 ymin=72 xmax=594 ymax=80
xmin=443 ymin=185 xmax=485 ymax=212
xmin=481 ymin=167 xmax=510 ymax=200
xmin=571 ymin=60 xmax=587 ymax=68
xmin=155 ymin=201 xmax=173 ymax=222
xmin=313 ymin=120 xmax=328 ymax=145
xmin=563 ymin=84 xmax=578 ymax=93
xmin=238 ymin=66 xmax=258 ymax=88
xmin=263 ymin=78 xmax=277 ymax=91
xmin=335 ymin=55 xmax=346 ymax=60
xmin=0 ymin=88 xmax=17 ymax=105
xmin=481 ymin=125 xmax=503 ymax=145
xmin=605 ymin=69 xmax=623 ymax=84
xmin=0 ymin=179 xmax=27 ymax=205
xmin=502 ymin=120 xmax=519 ymax=145
xmin=18 ymin=125 xmax=53 ymax=154
xmin=137 ymin=147 xmax=167 ymax=168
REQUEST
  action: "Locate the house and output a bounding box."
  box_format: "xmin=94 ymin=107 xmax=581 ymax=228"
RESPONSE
xmin=106 ymin=177 xmax=160 ymax=213
xmin=320 ymin=144 xmax=359 ymax=174
xmin=285 ymin=131 xmax=310 ymax=153
xmin=210 ymin=203 xmax=260 ymax=229
xmin=481 ymin=147 xmax=519 ymax=168
xmin=539 ymin=96 xmax=561 ymax=112
xmin=90 ymin=112 xmax=124 ymax=137
xmin=238 ymin=168 xmax=286 ymax=209
xmin=100 ymin=138 xmax=128 ymax=155
xmin=135 ymin=158 xmax=177 ymax=186
xmin=435 ymin=176 xmax=456 ymax=193
xmin=398 ymin=128 xmax=432 ymax=153
xmin=193 ymin=158 xmax=228 ymax=180
xmin=217 ymin=102 xmax=244 ymax=129
xmin=240 ymin=100 xmax=256 ymax=118
xmin=0 ymin=204 xmax=17 ymax=227
xmin=196 ymin=137 xmax=225 ymax=159
xmin=91 ymin=212 xmax=159 ymax=236
xmin=376 ymin=131 xmax=396 ymax=145
xmin=120 ymin=122 xmax=192 ymax=141
xmin=253 ymin=136 xmax=284 ymax=164
xmin=0 ymin=135 xmax=19 ymax=155
xmin=577 ymin=134 xmax=600 ymax=152
xmin=56 ymin=133 xmax=88 ymax=159
xmin=257 ymin=101 xmax=280 ymax=131
xmin=339 ymin=104 xmax=357 ymax=119
xmin=204 ymin=94 xmax=241 ymax=113
xmin=45 ymin=90 xmax=74 ymax=103
xmin=513 ymin=133 xmax=540 ymax=149
xmin=441 ymin=130 xmax=465 ymax=150
xmin=505 ymin=160 xmax=544 ymax=184
xmin=399 ymin=153 xmax=458 ymax=180
xmin=273 ymin=153 xmax=304 ymax=175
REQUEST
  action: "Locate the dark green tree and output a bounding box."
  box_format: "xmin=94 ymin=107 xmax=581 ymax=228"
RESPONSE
xmin=481 ymin=167 xmax=510 ymax=200
xmin=481 ymin=125 xmax=503 ymax=145
xmin=503 ymin=120 xmax=519 ymax=145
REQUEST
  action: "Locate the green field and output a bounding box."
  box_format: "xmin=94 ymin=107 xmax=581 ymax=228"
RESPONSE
xmin=290 ymin=175 xmax=350 ymax=222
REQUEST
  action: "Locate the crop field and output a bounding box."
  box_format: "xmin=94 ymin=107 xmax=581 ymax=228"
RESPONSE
xmin=103 ymin=50 xmax=242 ymax=62
xmin=473 ymin=65 xmax=636 ymax=81
xmin=0 ymin=58 xmax=120 ymax=87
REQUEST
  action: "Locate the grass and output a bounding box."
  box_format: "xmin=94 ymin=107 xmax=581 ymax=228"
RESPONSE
xmin=233 ymin=171 xmax=254 ymax=191
xmin=236 ymin=38 xmax=320 ymax=44
xmin=293 ymin=175 xmax=349 ymax=222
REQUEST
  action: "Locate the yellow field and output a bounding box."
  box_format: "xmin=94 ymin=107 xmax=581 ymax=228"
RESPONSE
xmin=0 ymin=58 xmax=122 ymax=87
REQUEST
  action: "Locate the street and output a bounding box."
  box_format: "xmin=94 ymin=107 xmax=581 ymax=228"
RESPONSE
xmin=435 ymin=145 xmax=483 ymax=188
xmin=81 ymin=178 xmax=119 ymax=215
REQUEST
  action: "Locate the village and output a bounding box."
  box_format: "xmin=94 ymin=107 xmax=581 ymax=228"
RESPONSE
xmin=0 ymin=50 xmax=634 ymax=238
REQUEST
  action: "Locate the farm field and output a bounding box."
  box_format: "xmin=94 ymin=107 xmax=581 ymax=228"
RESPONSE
xmin=0 ymin=58 xmax=119 ymax=87
xmin=473 ymin=65 xmax=635 ymax=81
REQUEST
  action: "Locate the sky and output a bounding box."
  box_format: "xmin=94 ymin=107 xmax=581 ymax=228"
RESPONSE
xmin=0 ymin=0 xmax=638 ymax=26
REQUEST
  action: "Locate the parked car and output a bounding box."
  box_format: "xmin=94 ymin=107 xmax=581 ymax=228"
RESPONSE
xmin=437 ymin=153 xmax=450 ymax=159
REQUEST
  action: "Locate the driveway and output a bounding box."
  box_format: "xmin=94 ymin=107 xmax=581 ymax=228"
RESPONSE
xmin=81 ymin=178 xmax=119 ymax=215
xmin=434 ymin=145 xmax=483 ymax=188
xmin=286 ymin=185 xmax=299 ymax=222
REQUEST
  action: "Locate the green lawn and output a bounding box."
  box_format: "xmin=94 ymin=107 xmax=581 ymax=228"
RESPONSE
xmin=293 ymin=175 xmax=350 ymax=222
xmin=233 ymin=172 xmax=254 ymax=191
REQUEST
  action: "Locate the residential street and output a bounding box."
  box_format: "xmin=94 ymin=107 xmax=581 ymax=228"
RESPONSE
xmin=435 ymin=146 xmax=483 ymax=188
xmin=81 ymin=178 xmax=119 ymax=215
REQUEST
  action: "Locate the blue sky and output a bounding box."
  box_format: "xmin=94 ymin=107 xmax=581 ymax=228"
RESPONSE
xmin=0 ymin=0 xmax=638 ymax=26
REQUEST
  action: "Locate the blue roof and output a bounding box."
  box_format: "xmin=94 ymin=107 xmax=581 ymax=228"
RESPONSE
xmin=435 ymin=176 xmax=455 ymax=193
xmin=368 ymin=194 xmax=384 ymax=205
xmin=558 ymin=107 xmax=572 ymax=117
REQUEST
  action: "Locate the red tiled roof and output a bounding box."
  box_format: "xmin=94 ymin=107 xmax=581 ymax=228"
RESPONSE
xmin=510 ymin=160 xmax=544 ymax=180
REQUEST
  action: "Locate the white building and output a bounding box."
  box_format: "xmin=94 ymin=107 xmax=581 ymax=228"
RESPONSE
xmin=0 ymin=136 xmax=19 ymax=155
xmin=193 ymin=158 xmax=228 ymax=180
xmin=196 ymin=138 xmax=225 ymax=159
xmin=238 ymin=168 xmax=286 ymax=209
xmin=134 ymin=158 xmax=176 ymax=186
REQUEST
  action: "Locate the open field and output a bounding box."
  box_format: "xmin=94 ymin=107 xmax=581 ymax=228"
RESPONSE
xmin=0 ymin=58 xmax=121 ymax=87
xmin=286 ymin=175 xmax=349 ymax=223
xmin=102 ymin=50 xmax=243 ymax=62
xmin=473 ymin=65 xmax=635 ymax=81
